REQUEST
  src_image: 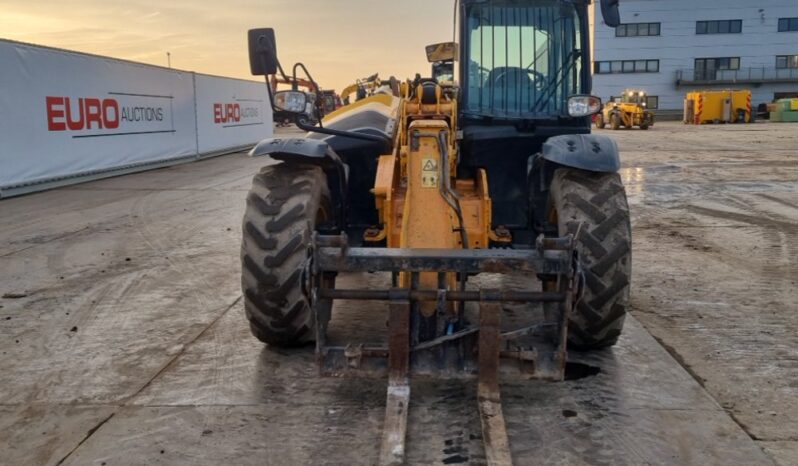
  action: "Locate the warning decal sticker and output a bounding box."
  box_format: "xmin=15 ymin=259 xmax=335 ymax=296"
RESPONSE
xmin=421 ymin=158 xmax=438 ymax=188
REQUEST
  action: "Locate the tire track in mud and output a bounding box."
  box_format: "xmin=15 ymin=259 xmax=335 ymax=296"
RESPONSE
xmin=686 ymin=204 xmax=798 ymax=230
xmin=129 ymin=189 xmax=228 ymax=313
xmin=25 ymin=271 xmax=149 ymax=404
xmin=124 ymin=296 xmax=243 ymax=404
xmin=685 ymin=194 xmax=798 ymax=273
xmin=51 ymin=295 xmax=242 ymax=466
xmin=755 ymin=193 xmax=798 ymax=211
xmin=633 ymin=187 xmax=798 ymax=448
xmin=0 ymin=226 xmax=91 ymax=258
xmin=127 ymin=188 xmax=247 ymax=414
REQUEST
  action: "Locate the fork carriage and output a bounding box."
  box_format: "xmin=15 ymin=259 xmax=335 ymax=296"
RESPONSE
xmin=312 ymin=233 xmax=579 ymax=381
xmin=309 ymin=233 xmax=580 ymax=466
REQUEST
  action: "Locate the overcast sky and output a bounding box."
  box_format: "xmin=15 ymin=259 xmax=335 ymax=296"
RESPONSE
xmin=1 ymin=0 xmax=456 ymax=92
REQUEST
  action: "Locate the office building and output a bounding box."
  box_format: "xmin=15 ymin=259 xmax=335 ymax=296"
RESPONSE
xmin=592 ymin=0 xmax=798 ymax=113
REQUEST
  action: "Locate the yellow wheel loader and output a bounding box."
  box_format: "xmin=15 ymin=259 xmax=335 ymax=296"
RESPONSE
xmin=596 ymin=88 xmax=654 ymax=130
xmin=243 ymin=1 xmax=630 ymax=463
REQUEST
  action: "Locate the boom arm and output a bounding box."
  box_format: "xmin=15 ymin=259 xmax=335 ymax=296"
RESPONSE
xmin=340 ymin=74 xmax=382 ymax=104
xmin=270 ymin=75 xmax=319 ymax=93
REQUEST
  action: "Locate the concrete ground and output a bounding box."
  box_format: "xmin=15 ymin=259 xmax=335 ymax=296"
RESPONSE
xmin=0 ymin=121 xmax=795 ymax=465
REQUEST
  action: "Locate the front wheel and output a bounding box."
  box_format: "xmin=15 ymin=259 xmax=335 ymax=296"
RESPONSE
xmin=549 ymin=168 xmax=632 ymax=349
xmin=595 ymin=114 xmax=606 ymax=129
xmin=610 ymin=113 xmax=621 ymax=130
xmin=241 ymin=164 xmax=333 ymax=346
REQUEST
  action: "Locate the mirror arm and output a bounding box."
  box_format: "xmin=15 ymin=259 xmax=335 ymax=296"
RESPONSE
xmin=253 ymin=37 xmax=389 ymax=148
xmin=261 ymin=67 xmax=277 ymax=113
xmin=292 ymin=63 xmax=320 ymax=93
xmin=260 ymin=53 xmax=293 ymax=114
xmin=275 ymin=61 xmax=291 ymax=86
xmin=264 ymin=75 xmax=276 ymax=111
xmin=292 ymin=62 xmax=325 ymax=129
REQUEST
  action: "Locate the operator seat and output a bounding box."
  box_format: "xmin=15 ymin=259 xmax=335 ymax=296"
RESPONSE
xmin=484 ymin=66 xmax=533 ymax=113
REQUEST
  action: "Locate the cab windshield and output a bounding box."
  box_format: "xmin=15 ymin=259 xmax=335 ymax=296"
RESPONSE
xmin=463 ymin=0 xmax=582 ymax=118
xmin=622 ymin=92 xmax=644 ymax=104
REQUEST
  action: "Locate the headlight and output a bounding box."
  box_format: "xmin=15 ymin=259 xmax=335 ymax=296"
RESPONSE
xmin=274 ymin=90 xmax=308 ymax=113
xmin=568 ymin=95 xmax=602 ymax=117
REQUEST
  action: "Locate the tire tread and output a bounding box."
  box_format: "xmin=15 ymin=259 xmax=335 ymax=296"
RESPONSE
xmin=241 ymin=164 xmax=329 ymax=346
xmin=551 ymin=168 xmax=632 ymax=349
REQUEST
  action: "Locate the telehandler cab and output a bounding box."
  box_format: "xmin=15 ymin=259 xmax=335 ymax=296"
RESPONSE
xmin=243 ymin=1 xmax=629 ymax=464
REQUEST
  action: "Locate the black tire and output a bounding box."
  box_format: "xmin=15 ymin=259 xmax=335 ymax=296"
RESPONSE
xmin=595 ymin=114 xmax=606 ymax=129
xmin=549 ymin=168 xmax=632 ymax=350
xmin=640 ymin=123 xmax=649 ymax=130
xmin=610 ymin=113 xmax=621 ymax=130
xmin=241 ymin=164 xmax=332 ymax=346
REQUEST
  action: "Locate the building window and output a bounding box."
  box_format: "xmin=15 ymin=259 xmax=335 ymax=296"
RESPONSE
xmin=776 ymin=55 xmax=798 ymax=69
xmin=694 ymin=57 xmax=740 ymax=80
xmin=622 ymin=61 xmax=634 ymax=73
xmin=645 ymin=96 xmax=659 ymax=109
xmin=779 ymin=18 xmax=798 ymax=32
xmin=616 ymin=22 xmax=661 ymax=37
xmin=594 ymin=60 xmax=659 ymax=74
xmin=695 ymin=57 xmax=740 ymax=71
xmin=696 ymin=20 xmax=742 ymax=34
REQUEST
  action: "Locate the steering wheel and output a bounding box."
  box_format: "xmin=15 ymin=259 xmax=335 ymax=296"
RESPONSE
xmin=491 ymin=68 xmax=546 ymax=92
xmin=525 ymin=68 xmax=546 ymax=86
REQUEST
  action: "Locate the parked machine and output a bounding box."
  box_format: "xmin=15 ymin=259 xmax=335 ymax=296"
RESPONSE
xmin=340 ymin=73 xmax=390 ymax=105
xmin=684 ymin=89 xmax=753 ymax=124
xmin=270 ymin=76 xmax=320 ymax=125
xmin=319 ymin=89 xmax=342 ymax=115
xmin=769 ymin=98 xmax=798 ymax=122
xmin=595 ymin=89 xmax=654 ymax=130
xmin=243 ymin=1 xmax=630 ymax=464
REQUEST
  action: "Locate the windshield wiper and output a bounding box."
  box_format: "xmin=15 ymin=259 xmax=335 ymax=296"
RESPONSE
xmin=532 ymin=50 xmax=580 ymax=114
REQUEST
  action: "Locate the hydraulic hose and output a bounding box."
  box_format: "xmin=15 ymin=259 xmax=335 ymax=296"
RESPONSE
xmin=437 ymin=131 xmax=469 ymax=298
xmin=437 ymin=131 xmax=469 ymax=251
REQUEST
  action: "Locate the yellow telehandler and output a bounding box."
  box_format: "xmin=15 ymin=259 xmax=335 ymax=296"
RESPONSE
xmin=596 ymin=88 xmax=654 ymax=130
xmin=243 ymin=1 xmax=630 ymax=463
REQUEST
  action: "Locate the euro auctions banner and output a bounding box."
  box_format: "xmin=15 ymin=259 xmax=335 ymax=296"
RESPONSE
xmin=195 ymin=74 xmax=273 ymax=154
xmin=0 ymin=40 xmax=197 ymax=189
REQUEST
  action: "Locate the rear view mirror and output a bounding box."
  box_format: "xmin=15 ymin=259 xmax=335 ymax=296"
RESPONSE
xmin=425 ymin=42 xmax=458 ymax=63
xmin=600 ymin=0 xmax=621 ymax=28
xmin=274 ymin=91 xmax=308 ymax=114
xmin=248 ymin=28 xmax=278 ymax=75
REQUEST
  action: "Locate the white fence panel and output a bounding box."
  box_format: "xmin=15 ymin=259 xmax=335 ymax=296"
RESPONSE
xmin=195 ymin=74 xmax=273 ymax=155
xmin=0 ymin=40 xmax=198 ymax=190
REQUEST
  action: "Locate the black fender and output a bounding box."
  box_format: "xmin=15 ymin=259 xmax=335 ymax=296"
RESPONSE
xmin=540 ymin=134 xmax=620 ymax=173
xmin=250 ymin=137 xmax=348 ymax=229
